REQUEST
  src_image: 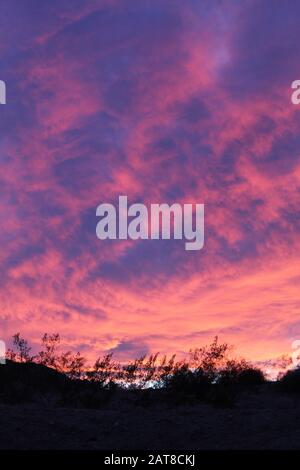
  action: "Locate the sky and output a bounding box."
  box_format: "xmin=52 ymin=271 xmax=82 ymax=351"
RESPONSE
xmin=1 ymin=0 xmax=300 ymax=365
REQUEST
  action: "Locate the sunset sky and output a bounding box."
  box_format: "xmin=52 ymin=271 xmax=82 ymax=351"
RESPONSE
xmin=1 ymin=0 xmax=300 ymax=365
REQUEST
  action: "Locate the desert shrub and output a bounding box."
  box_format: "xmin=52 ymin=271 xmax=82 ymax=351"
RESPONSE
xmin=279 ymin=368 xmax=300 ymax=392
xmin=189 ymin=337 xmax=230 ymax=382
xmin=86 ymin=353 xmax=119 ymax=387
xmin=217 ymin=360 xmax=265 ymax=387
xmin=162 ymin=339 xmax=265 ymax=406
xmin=37 ymin=333 xmax=61 ymax=369
xmin=210 ymin=361 xmax=265 ymax=407
xmin=139 ymin=353 xmax=160 ymax=388
xmin=163 ymin=364 xmax=211 ymax=403
xmin=6 ymin=333 xmax=33 ymax=363
xmin=38 ymin=334 xmax=86 ymax=379
xmin=118 ymin=354 xmax=158 ymax=389
xmin=235 ymin=367 xmax=265 ymax=386
xmin=58 ymin=351 xmax=86 ymax=380
xmin=156 ymin=354 xmax=177 ymax=388
xmin=156 ymin=337 xmax=232 ymax=398
xmin=119 ymin=353 xmax=165 ymax=389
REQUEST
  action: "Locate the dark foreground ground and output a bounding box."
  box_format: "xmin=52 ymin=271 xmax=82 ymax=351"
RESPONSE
xmin=1 ymin=388 xmax=300 ymax=449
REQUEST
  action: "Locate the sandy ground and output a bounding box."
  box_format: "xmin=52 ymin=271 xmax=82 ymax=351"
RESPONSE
xmin=1 ymin=388 xmax=300 ymax=449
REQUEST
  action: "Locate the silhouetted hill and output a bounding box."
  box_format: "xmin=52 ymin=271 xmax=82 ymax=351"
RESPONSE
xmin=0 ymin=359 xmax=68 ymax=387
xmin=2 ymin=361 xmax=300 ymax=449
xmin=0 ymin=360 xmax=116 ymax=408
xmin=0 ymin=360 xmax=70 ymax=404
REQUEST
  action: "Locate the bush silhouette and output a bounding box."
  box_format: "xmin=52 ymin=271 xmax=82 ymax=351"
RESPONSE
xmin=6 ymin=333 xmax=33 ymax=363
xmin=279 ymin=368 xmax=300 ymax=392
xmin=235 ymin=367 xmax=265 ymax=386
xmin=217 ymin=361 xmax=265 ymax=387
xmin=164 ymin=364 xmax=210 ymax=399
